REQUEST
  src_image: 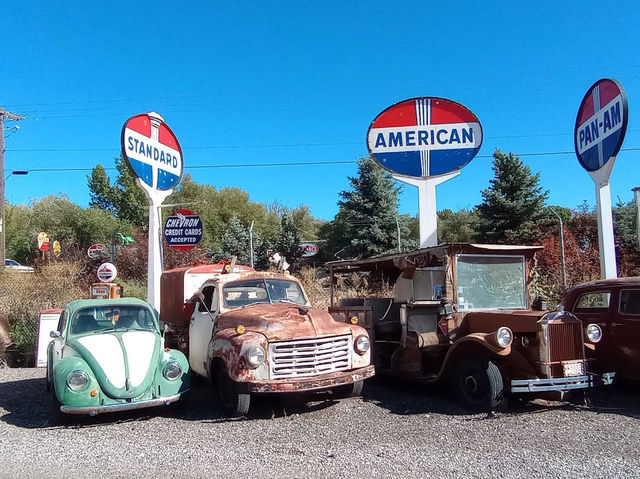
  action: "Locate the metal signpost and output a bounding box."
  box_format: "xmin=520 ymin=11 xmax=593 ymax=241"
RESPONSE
xmin=574 ymin=78 xmax=628 ymax=279
xmin=367 ymin=97 xmax=483 ymax=247
xmin=121 ymin=112 xmax=183 ymax=310
xmin=164 ymin=209 xmax=203 ymax=252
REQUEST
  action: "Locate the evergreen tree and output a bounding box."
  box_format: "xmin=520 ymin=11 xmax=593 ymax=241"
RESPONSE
xmin=220 ymin=215 xmax=251 ymax=264
xmin=331 ymin=157 xmax=406 ymax=258
xmin=275 ymin=212 xmax=302 ymax=270
xmin=476 ymin=150 xmax=548 ymax=244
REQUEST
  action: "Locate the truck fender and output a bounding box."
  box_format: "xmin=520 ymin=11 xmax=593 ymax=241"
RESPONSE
xmin=207 ymin=330 xmax=267 ymax=382
xmin=439 ymin=333 xmax=511 ymax=379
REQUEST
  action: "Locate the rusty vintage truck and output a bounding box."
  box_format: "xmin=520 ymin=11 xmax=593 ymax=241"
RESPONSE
xmin=161 ymin=261 xmax=375 ymax=416
xmin=326 ymin=243 xmax=614 ymax=411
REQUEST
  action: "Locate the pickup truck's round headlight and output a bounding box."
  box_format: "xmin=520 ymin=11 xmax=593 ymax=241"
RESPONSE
xmin=163 ymin=361 xmax=183 ymax=381
xmin=495 ymin=327 xmax=513 ymax=348
xmin=586 ymin=323 xmax=603 ymax=343
xmin=66 ymin=370 xmax=89 ymax=391
xmin=246 ymin=346 xmax=266 ymax=368
xmin=354 ymin=335 xmax=370 ymax=355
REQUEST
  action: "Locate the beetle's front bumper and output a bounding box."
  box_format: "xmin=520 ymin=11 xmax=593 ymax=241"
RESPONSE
xmin=242 ymin=365 xmax=375 ymax=394
xmin=59 ymin=393 xmax=184 ymax=416
xmin=510 ymin=372 xmax=615 ymax=393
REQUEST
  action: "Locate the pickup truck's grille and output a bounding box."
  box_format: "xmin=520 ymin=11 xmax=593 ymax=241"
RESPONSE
xmin=269 ymin=335 xmax=352 ymax=379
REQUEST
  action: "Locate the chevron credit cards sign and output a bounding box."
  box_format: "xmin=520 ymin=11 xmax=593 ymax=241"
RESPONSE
xmin=574 ymin=78 xmax=628 ymax=173
xmin=121 ymin=113 xmax=183 ymax=190
xmin=367 ymin=97 xmax=483 ymax=178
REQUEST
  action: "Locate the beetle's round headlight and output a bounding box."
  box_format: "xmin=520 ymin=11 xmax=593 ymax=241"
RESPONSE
xmin=495 ymin=327 xmax=513 ymax=348
xmin=354 ymin=335 xmax=370 ymax=355
xmin=246 ymin=346 xmax=266 ymax=368
xmin=163 ymin=360 xmax=182 ymax=381
xmin=586 ymin=323 xmax=602 ymax=343
xmin=66 ymin=370 xmax=89 ymax=391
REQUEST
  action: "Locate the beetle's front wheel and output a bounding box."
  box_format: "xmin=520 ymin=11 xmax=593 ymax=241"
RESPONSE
xmin=217 ymin=366 xmax=250 ymax=417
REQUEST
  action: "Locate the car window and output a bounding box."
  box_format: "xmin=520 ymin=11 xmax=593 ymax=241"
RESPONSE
xmin=619 ymin=290 xmax=640 ymax=315
xmin=197 ymin=285 xmax=216 ymax=312
xmin=57 ymin=310 xmax=67 ymax=334
xmin=223 ymin=279 xmax=306 ymax=308
xmin=574 ymin=291 xmax=610 ymax=312
xmin=70 ymin=305 xmax=157 ymax=334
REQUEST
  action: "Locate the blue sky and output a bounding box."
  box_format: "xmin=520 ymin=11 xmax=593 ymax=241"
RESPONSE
xmin=2 ymin=1 xmax=640 ymax=221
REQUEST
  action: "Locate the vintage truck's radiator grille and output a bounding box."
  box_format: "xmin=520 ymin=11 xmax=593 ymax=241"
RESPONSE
xmin=548 ymin=321 xmax=584 ymax=377
xmin=269 ymin=335 xmax=351 ymax=379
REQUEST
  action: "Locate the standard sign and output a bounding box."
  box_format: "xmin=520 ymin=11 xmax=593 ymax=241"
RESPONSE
xmin=87 ymin=243 xmax=106 ymax=259
xmin=367 ymin=97 xmax=483 ymax=178
xmin=121 ymin=113 xmax=183 ymax=190
xmin=164 ymin=209 xmax=203 ymax=251
xmin=97 ymin=262 xmax=118 ymax=283
xmin=574 ymin=78 xmax=628 ymax=173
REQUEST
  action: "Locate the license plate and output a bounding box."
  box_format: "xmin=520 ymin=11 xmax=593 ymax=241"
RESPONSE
xmin=562 ymin=361 xmax=585 ymax=377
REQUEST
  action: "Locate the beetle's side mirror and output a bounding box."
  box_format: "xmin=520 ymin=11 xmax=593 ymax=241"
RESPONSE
xmin=49 ymin=330 xmax=61 ymax=339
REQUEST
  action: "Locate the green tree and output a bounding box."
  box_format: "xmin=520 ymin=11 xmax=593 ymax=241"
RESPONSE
xmin=437 ymin=208 xmax=479 ymax=243
xmin=329 ymin=157 xmax=406 ymax=258
xmin=476 ymin=150 xmax=548 ymax=244
xmin=220 ymin=216 xmax=251 ymax=264
xmin=275 ymin=212 xmax=302 ymax=270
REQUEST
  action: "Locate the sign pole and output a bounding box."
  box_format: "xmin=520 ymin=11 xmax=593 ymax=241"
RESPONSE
xmin=593 ymin=179 xmax=617 ymax=278
xmin=142 ymin=184 xmax=172 ymax=309
xmin=394 ymin=170 xmax=460 ymax=247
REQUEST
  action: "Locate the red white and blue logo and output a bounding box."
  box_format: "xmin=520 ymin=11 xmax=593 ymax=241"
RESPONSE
xmin=574 ymin=78 xmax=628 ymax=173
xmin=121 ymin=113 xmax=183 ymax=190
xmin=367 ymin=97 xmax=483 ymax=178
xmin=164 ymin=209 xmax=203 ymax=252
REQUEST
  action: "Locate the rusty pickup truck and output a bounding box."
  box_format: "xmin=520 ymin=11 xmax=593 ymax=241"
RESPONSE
xmin=161 ymin=261 xmax=374 ymax=416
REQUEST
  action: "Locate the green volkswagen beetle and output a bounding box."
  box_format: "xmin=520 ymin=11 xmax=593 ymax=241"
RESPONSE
xmin=46 ymin=297 xmax=189 ymax=418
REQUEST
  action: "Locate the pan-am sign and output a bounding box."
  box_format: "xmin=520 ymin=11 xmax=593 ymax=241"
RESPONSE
xmin=121 ymin=113 xmax=183 ymax=190
xmin=367 ymin=97 xmax=483 ymax=179
xmin=574 ymin=78 xmax=628 ymax=173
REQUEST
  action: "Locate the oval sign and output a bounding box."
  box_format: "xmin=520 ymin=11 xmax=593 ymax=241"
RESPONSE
xmin=574 ymin=78 xmax=628 ymax=173
xmin=97 ymin=262 xmax=117 ymax=283
xmin=164 ymin=209 xmax=203 ymax=252
xmin=367 ymin=97 xmax=483 ymax=178
xmin=87 ymin=243 xmax=106 ymax=259
xmin=299 ymin=243 xmax=319 ymax=258
xmin=121 ymin=112 xmax=183 ymax=190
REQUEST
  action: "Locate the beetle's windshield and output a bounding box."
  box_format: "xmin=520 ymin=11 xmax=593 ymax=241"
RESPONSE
xmin=70 ymin=305 xmax=157 ymax=335
xmin=223 ymin=279 xmax=306 ymax=309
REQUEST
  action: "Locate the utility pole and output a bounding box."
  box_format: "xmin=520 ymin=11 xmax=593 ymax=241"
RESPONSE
xmin=0 ymin=108 xmax=25 ymax=272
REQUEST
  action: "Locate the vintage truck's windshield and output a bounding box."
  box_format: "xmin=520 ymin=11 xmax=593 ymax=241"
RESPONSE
xmin=223 ymin=279 xmax=306 ymax=308
xmin=456 ymin=254 xmax=526 ymax=310
xmin=70 ymin=305 xmax=158 ymax=335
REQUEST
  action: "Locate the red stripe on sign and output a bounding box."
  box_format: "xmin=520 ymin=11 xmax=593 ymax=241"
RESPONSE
xmin=431 ymin=100 xmax=475 ymax=124
xmin=576 ymin=90 xmax=595 ymax=125
xmin=598 ymin=79 xmax=620 ymax=106
xmin=126 ymin=114 xmax=151 ymax=136
xmin=159 ymin=124 xmax=180 ymax=150
xmin=372 ymin=100 xmax=417 ymax=128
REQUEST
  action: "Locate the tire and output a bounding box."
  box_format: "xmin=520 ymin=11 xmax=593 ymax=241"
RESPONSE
xmin=454 ymin=356 xmax=504 ymax=412
xmin=216 ymin=366 xmax=250 ymax=417
xmin=332 ymin=379 xmax=364 ymax=399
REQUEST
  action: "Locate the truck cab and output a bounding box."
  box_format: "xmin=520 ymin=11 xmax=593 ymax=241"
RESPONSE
xmin=327 ymin=243 xmax=614 ymax=411
xmin=162 ymin=263 xmax=374 ymax=416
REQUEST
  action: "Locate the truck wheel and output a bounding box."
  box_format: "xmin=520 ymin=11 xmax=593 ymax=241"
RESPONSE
xmin=216 ymin=366 xmax=250 ymax=417
xmin=332 ymin=380 xmax=364 ymax=398
xmin=454 ymin=356 xmax=504 ymax=412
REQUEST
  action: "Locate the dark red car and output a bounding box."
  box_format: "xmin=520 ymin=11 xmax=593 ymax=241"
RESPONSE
xmin=562 ymin=277 xmax=640 ymax=382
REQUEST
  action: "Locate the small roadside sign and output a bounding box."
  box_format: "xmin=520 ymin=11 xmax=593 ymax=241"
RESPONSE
xmin=37 ymin=232 xmax=50 ymax=251
xmin=299 ymin=243 xmax=319 ymax=258
xmin=97 ymin=262 xmax=118 ymax=283
xmin=87 ymin=244 xmax=106 ymax=259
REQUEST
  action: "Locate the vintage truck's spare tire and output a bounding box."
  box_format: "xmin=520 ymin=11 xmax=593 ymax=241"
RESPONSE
xmin=453 ymin=356 xmax=504 ymax=412
xmin=216 ymin=366 xmax=250 ymax=417
xmin=332 ymin=379 xmax=364 ymax=398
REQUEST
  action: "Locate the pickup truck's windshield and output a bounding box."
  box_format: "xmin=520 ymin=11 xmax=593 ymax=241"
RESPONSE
xmin=223 ymin=279 xmax=306 ymax=308
xmin=70 ymin=305 xmax=158 ymax=335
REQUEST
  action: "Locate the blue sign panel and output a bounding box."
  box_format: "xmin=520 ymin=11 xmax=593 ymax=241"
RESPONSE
xmin=164 ymin=209 xmax=203 ymax=252
xmin=367 ymin=97 xmax=483 ymax=178
xmin=574 ymin=78 xmax=628 ymax=172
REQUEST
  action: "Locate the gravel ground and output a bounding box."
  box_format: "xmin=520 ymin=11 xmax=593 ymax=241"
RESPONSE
xmin=0 ymin=367 xmax=639 ymax=479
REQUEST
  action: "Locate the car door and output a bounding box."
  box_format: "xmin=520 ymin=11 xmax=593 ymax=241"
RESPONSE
xmin=611 ymin=288 xmax=640 ymax=381
xmin=188 ymin=284 xmax=217 ymax=377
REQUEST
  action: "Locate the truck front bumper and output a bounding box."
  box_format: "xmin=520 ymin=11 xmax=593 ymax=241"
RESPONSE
xmin=510 ymin=372 xmax=615 ymax=393
xmin=243 ymin=365 xmax=375 ymax=394
xmin=60 ymin=393 xmax=184 ymax=416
